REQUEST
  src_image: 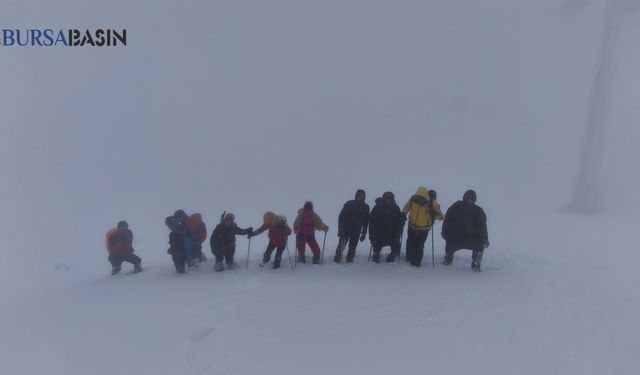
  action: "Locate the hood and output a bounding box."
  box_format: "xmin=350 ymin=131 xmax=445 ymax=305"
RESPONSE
xmin=415 ymin=186 xmax=429 ymax=199
xmin=355 ymin=189 xmax=366 ymax=200
xmin=263 ymin=211 xmax=276 ymax=225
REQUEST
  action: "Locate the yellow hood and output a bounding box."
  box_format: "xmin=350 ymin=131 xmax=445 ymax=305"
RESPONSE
xmin=415 ymin=186 xmax=429 ymax=199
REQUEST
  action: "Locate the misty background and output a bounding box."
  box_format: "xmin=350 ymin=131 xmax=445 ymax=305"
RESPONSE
xmin=0 ymin=0 xmax=638 ymax=291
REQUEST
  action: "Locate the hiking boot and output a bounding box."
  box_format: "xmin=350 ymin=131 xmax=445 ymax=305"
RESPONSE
xmin=442 ymin=254 xmax=453 ymax=266
xmin=346 ymin=256 xmax=354 ymax=263
xmin=262 ymin=253 xmax=271 ymax=264
xmin=187 ymin=257 xmax=196 ymax=267
xmin=298 ymin=254 xmax=306 ymax=264
xmin=333 ymin=253 xmax=342 ymax=263
xmin=312 ymin=254 xmax=320 ymax=264
xmin=111 ymin=266 xmax=121 ymax=275
xmin=371 ymin=253 xmax=380 ymax=263
xmin=471 ymin=251 xmax=483 ymax=272
xmin=385 ymin=253 xmax=397 ymax=263
xmin=273 ymin=257 xmax=281 ymax=269
xmin=226 ymin=262 xmax=235 ymax=270
xmin=133 ymin=264 xmax=142 ymax=273
xmin=215 ymin=262 xmax=224 ymax=272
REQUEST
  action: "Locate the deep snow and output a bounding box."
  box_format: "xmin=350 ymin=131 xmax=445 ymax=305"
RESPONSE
xmin=1 ymin=212 xmax=639 ymax=375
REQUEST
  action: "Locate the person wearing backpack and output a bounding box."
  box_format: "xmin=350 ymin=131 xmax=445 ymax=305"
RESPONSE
xmin=210 ymin=213 xmax=253 ymax=272
xmin=441 ymin=190 xmax=489 ymax=271
xmin=293 ymin=201 xmax=329 ymax=264
xmin=248 ymin=212 xmax=293 ymax=269
xmin=186 ymin=213 xmax=208 ymax=263
xmin=166 ymin=216 xmax=188 ymax=273
xmin=402 ymin=187 xmax=444 ymax=267
xmin=105 ymin=220 xmax=142 ymax=275
xmin=334 ymin=189 xmax=370 ymax=263
xmin=368 ymin=192 xmax=405 ymax=263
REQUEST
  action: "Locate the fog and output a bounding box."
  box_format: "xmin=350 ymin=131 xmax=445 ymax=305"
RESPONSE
xmin=1 ymin=0 xmax=638 ymax=278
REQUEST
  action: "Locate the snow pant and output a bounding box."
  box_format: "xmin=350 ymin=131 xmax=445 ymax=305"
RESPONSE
xmin=172 ymin=254 xmax=186 ymax=273
xmin=263 ymin=242 xmax=286 ymax=262
xmin=214 ymin=244 xmax=236 ymax=265
xmin=108 ymin=253 xmax=141 ymax=268
xmin=372 ymin=238 xmax=401 ymax=261
xmin=444 ymin=240 xmax=484 ymax=264
xmin=406 ymin=228 xmax=429 ymax=267
xmin=336 ymin=235 xmax=359 ymax=260
xmin=296 ymin=234 xmax=320 ymax=256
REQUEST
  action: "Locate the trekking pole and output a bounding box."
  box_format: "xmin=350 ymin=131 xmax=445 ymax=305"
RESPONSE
xmin=246 ymin=237 xmax=252 ymax=269
xmin=431 ymin=227 xmax=435 ymax=268
xmin=285 ymin=242 xmax=294 ymax=271
xmin=320 ymin=231 xmax=327 ymax=264
xmin=368 ymin=245 xmax=373 ymax=262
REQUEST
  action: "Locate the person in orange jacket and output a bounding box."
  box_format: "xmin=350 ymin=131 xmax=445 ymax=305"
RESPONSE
xmin=105 ymin=220 xmax=142 ymax=275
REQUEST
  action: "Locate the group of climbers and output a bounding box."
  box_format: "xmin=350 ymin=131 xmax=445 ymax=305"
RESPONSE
xmin=104 ymin=187 xmax=489 ymax=274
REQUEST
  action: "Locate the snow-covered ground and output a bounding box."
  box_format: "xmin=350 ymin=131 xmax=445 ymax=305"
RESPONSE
xmin=1 ymin=212 xmax=638 ymax=375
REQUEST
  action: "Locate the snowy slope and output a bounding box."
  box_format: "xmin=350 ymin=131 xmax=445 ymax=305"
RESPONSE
xmin=1 ymin=212 xmax=639 ymax=375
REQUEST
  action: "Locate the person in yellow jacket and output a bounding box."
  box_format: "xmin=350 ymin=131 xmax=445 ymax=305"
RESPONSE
xmin=402 ymin=187 xmax=444 ymax=267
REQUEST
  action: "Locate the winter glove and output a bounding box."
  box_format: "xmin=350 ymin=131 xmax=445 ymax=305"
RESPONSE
xmin=359 ymin=233 xmax=366 ymax=242
xmin=483 ymin=239 xmax=490 ymax=248
xmin=323 ymin=226 xmax=329 ymax=233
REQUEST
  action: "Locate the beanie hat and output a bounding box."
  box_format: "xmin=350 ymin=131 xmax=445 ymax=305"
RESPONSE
xmin=463 ymin=190 xmax=477 ymax=203
xmin=117 ymin=220 xmax=128 ymax=229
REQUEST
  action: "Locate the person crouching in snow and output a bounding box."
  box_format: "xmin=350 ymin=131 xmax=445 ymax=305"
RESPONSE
xmin=293 ymin=201 xmax=329 ymax=264
xmin=210 ymin=213 xmax=253 ymax=272
xmin=248 ymin=212 xmax=292 ymax=269
xmin=105 ymin=220 xmax=142 ymax=275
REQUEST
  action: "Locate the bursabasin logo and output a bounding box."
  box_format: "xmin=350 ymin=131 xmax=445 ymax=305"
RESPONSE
xmin=0 ymin=29 xmax=127 ymax=47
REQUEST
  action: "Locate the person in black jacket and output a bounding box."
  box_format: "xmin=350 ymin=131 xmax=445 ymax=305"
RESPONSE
xmin=210 ymin=213 xmax=252 ymax=272
xmin=166 ymin=217 xmax=187 ymax=273
xmin=368 ymin=191 xmax=406 ymax=263
xmin=334 ymin=189 xmax=370 ymax=263
xmin=441 ymin=190 xmax=489 ymax=271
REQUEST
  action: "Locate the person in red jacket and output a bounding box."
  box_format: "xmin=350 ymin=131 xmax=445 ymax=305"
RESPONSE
xmin=248 ymin=212 xmax=292 ymax=269
xmin=105 ymin=220 xmax=142 ymax=275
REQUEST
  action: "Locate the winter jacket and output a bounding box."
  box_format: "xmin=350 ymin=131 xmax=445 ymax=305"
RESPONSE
xmin=441 ymin=201 xmax=488 ymax=246
xmin=186 ymin=213 xmax=207 ymax=243
xmin=252 ymin=222 xmax=292 ymax=247
xmin=168 ymin=231 xmax=186 ymax=257
xmin=210 ymin=223 xmax=252 ymax=250
xmin=105 ymin=228 xmax=133 ymax=255
xmin=402 ymin=187 xmax=444 ymax=231
xmin=369 ymin=198 xmax=405 ymax=243
xmin=338 ymin=198 xmax=370 ymax=238
xmin=293 ymin=209 xmax=328 ymax=235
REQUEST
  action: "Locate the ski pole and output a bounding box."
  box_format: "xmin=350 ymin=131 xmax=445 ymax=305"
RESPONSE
xmin=246 ymin=237 xmax=252 ymax=269
xmin=285 ymin=242 xmax=294 ymax=271
xmin=431 ymin=227 xmax=435 ymax=268
xmin=320 ymin=231 xmax=327 ymax=264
